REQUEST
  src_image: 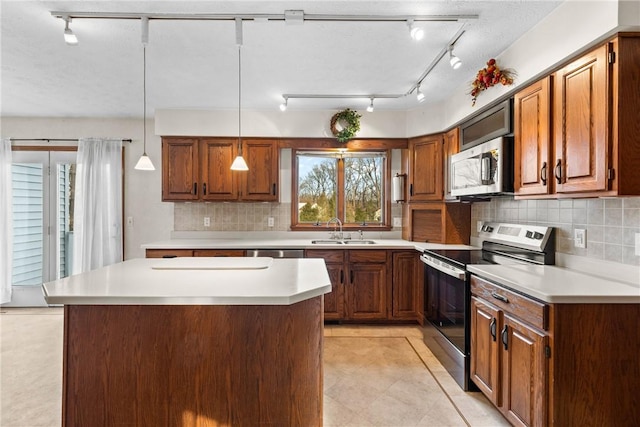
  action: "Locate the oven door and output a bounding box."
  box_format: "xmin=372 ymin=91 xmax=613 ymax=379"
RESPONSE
xmin=421 ymin=254 xmax=473 ymax=390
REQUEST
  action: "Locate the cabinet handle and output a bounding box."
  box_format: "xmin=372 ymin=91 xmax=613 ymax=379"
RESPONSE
xmin=554 ymin=159 xmax=562 ymax=184
xmin=409 ymin=183 xmax=413 ymax=196
xmin=501 ymin=325 xmax=509 ymax=350
xmin=340 ymin=270 xmax=344 ymax=284
xmin=203 ymin=183 xmax=207 ymax=195
xmin=491 ymin=292 xmax=509 ymax=303
xmin=193 ymin=182 xmax=197 ymax=195
xmin=272 ymin=183 xmax=277 ymax=195
xmin=540 ymin=162 xmax=547 ymax=185
xmin=490 ymin=317 xmax=497 ymax=341
xmin=350 ymin=270 xmax=354 ymax=284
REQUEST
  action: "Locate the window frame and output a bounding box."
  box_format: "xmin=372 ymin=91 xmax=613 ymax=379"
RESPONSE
xmin=290 ymin=148 xmax=392 ymax=231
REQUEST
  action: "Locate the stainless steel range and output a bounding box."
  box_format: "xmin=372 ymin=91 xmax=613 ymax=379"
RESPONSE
xmin=420 ymin=222 xmax=555 ymax=390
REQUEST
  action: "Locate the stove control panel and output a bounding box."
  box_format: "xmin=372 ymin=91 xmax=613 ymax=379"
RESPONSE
xmin=478 ymin=221 xmax=553 ymax=251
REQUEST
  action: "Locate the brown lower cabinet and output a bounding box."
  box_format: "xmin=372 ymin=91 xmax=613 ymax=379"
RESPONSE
xmin=471 ymin=275 xmax=640 ymax=426
xmin=146 ymin=249 xmax=245 ymax=258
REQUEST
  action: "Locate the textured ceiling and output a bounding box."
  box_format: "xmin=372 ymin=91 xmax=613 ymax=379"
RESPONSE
xmin=1 ymin=1 xmax=562 ymax=117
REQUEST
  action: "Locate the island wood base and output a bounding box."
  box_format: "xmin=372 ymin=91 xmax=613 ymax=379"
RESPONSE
xmin=62 ymin=297 xmax=323 ymax=427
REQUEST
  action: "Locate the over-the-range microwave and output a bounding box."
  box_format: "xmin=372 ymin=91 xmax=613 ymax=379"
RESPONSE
xmin=450 ymin=136 xmax=514 ymax=197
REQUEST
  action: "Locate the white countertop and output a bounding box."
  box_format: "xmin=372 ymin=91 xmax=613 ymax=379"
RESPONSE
xmin=468 ymin=264 xmax=640 ymax=304
xmin=141 ymin=237 xmax=475 ymax=252
xmin=42 ymin=258 xmax=332 ymax=306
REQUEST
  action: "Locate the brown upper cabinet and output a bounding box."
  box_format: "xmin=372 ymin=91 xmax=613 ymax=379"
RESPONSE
xmin=405 ymin=134 xmax=443 ymax=202
xmin=514 ymin=34 xmax=640 ymax=198
xmin=162 ymin=137 xmax=279 ymax=202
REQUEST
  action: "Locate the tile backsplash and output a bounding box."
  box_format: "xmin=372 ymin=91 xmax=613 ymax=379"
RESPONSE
xmin=471 ymin=197 xmax=640 ymax=266
xmin=174 ymin=202 xmax=404 ymax=233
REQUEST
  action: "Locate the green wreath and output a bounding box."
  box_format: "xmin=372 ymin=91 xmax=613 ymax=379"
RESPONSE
xmin=330 ymin=108 xmax=361 ymax=143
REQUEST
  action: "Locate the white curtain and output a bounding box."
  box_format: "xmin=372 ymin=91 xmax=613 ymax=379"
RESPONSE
xmin=72 ymin=138 xmax=123 ymax=274
xmin=0 ymin=139 xmax=12 ymax=303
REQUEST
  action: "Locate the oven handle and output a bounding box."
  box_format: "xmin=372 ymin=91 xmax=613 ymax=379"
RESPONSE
xmin=420 ymin=255 xmax=466 ymax=281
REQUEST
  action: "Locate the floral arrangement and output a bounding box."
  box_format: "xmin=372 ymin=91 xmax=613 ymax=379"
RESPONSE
xmin=330 ymin=108 xmax=361 ymax=143
xmin=470 ymin=59 xmax=515 ymax=106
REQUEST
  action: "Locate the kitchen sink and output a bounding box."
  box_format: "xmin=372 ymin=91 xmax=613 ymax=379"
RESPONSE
xmin=310 ymin=239 xmax=376 ymax=245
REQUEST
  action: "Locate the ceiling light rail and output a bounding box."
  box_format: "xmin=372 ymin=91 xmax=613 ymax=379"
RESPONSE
xmin=51 ymin=11 xmax=478 ymax=23
xmin=9 ymin=138 xmax=132 ymax=143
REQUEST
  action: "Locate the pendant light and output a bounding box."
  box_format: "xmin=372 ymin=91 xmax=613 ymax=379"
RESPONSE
xmin=135 ymin=17 xmax=155 ymax=171
xmin=230 ymin=18 xmax=249 ymax=171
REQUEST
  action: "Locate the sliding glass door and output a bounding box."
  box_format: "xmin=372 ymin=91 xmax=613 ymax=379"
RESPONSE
xmin=8 ymin=150 xmax=76 ymax=307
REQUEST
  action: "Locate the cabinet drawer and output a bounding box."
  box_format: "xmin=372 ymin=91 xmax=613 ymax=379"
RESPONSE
xmin=146 ymin=249 xmax=194 ymax=258
xmin=348 ymin=250 xmax=387 ymax=263
xmin=471 ymin=275 xmax=548 ymax=330
xmin=193 ymin=249 xmax=245 ymax=257
xmin=305 ymin=250 xmax=344 ymax=263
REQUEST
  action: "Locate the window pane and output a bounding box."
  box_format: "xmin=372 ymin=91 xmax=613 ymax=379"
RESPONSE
xmin=344 ymin=156 xmax=384 ymax=224
xmin=297 ymin=156 xmax=337 ymax=223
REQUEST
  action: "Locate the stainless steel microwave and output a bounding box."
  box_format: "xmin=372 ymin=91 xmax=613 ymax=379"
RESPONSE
xmin=450 ymin=136 xmax=513 ymax=197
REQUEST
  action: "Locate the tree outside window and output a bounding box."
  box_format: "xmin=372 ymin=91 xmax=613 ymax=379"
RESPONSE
xmin=293 ymin=150 xmax=389 ymax=230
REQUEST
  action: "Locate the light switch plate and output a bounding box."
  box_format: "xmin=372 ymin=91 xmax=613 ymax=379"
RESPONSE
xmin=204 ymin=217 xmax=210 ymax=227
xmin=574 ymin=228 xmax=586 ymax=248
xmin=393 ymin=217 xmax=402 ymax=227
xmin=477 ymin=221 xmax=483 ymax=232
xmin=635 ymin=233 xmax=640 ymax=256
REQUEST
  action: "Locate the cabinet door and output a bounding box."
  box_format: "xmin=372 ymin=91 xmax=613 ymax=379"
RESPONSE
xmin=323 ymin=263 xmax=345 ymax=321
xmin=200 ymin=138 xmax=237 ymax=201
xmin=443 ymin=128 xmax=459 ymax=200
xmin=346 ymin=251 xmax=388 ymax=320
xmin=407 ymin=135 xmax=443 ymax=202
xmin=514 ymin=77 xmax=552 ymax=196
xmin=553 ymin=44 xmax=609 ymax=193
xmin=391 ymin=251 xmax=422 ymax=322
xmin=502 ymin=315 xmax=548 ymax=427
xmin=470 ymin=297 xmax=501 ymax=406
xmin=239 ymin=139 xmax=278 ymax=201
xmin=162 ymin=138 xmax=199 ymax=201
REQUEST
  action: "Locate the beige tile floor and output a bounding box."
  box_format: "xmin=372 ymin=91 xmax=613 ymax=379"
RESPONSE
xmin=1 ymin=308 xmax=508 ymax=427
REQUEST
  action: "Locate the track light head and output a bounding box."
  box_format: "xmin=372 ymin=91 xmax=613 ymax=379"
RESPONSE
xmin=63 ymin=17 xmax=78 ymax=45
xmin=416 ymin=85 xmax=425 ymax=102
xmin=449 ymin=45 xmax=462 ymax=70
xmin=279 ymin=96 xmax=288 ymax=112
xmin=407 ymin=19 xmax=424 ymax=41
xmin=366 ymin=98 xmax=374 ymax=113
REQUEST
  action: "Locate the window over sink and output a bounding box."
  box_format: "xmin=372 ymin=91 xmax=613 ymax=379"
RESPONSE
xmin=291 ymin=149 xmax=391 ymax=231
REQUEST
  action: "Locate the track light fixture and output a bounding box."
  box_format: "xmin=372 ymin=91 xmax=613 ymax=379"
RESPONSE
xmin=366 ymin=98 xmax=374 ymax=113
xmin=416 ymin=85 xmax=425 ymax=102
xmin=279 ymin=96 xmax=288 ymax=112
xmin=62 ymin=16 xmax=78 ymax=45
xmin=407 ymin=19 xmax=424 ymax=41
xmin=449 ymin=45 xmax=462 ymax=70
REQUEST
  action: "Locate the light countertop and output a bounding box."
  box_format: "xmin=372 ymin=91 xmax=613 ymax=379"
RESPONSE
xmin=42 ymin=258 xmax=332 ymax=306
xmin=468 ymin=264 xmax=640 ymax=304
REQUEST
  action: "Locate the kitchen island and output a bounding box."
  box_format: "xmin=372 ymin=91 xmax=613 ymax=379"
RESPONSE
xmin=43 ymin=257 xmax=331 ymax=427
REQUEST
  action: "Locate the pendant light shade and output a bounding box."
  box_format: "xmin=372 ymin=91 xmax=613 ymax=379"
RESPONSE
xmin=135 ymin=18 xmax=155 ymax=171
xmin=230 ymin=19 xmax=248 ymax=172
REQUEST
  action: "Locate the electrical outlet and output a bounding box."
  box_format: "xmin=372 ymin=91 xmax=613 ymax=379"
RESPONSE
xmin=477 ymin=221 xmax=483 ymax=232
xmin=126 ymin=216 xmax=134 ymax=227
xmin=635 ymin=233 xmax=640 ymax=256
xmin=574 ymin=228 xmax=586 ymax=248
xmin=393 ymin=217 xmax=402 ymax=227
xmin=268 ymin=217 xmax=275 ymax=227
xmin=204 ymin=217 xmax=210 ymax=227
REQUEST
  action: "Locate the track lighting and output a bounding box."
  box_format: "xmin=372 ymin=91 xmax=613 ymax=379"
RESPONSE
xmin=279 ymin=96 xmax=288 ymax=112
xmin=135 ymin=18 xmax=155 ymax=171
xmin=407 ymin=19 xmax=424 ymax=41
xmin=63 ymin=16 xmax=78 ymax=45
xmin=416 ymin=85 xmax=425 ymax=102
xmin=449 ymin=45 xmax=462 ymax=70
xmin=366 ymin=98 xmax=374 ymax=113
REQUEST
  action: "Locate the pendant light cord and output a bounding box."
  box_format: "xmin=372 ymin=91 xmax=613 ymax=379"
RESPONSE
xmin=238 ymin=45 xmax=242 ymax=155
xmin=143 ymin=43 xmax=147 ymax=155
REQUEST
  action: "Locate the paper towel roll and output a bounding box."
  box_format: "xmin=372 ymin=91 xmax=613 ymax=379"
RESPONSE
xmin=392 ymin=175 xmax=404 ymax=202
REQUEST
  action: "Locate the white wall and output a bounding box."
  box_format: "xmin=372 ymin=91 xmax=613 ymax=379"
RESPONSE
xmin=1 ymin=117 xmax=171 ymax=260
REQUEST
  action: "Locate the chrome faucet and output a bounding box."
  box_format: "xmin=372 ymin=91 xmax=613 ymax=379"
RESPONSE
xmin=326 ymin=217 xmax=343 ymax=240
